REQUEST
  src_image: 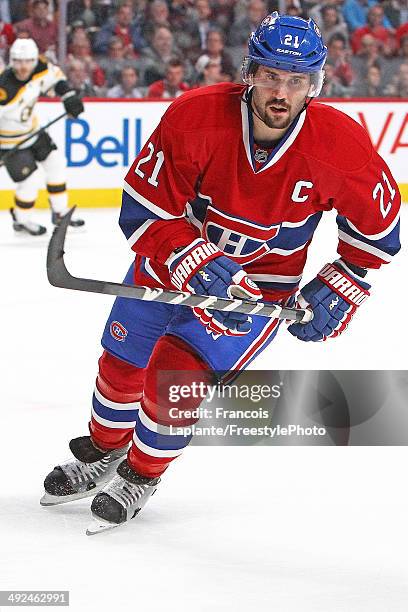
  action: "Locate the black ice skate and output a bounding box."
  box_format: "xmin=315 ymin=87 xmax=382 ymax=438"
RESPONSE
xmin=86 ymin=459 xmax=160 ymax=535
xmin=10 ymin=208 xmax=46 ymax=236
xmin=40 ymin=436 xmax=128 ymax=507
xmin=52 ymin=209 xmax=85 ymax=227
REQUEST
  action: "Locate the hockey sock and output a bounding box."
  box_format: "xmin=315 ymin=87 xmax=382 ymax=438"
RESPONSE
xmin=47 ymin=183 xmax=68 ymax=214
xmin=89 ymin=351 xmax=144 ymax=450
xmin=128 ymin=335 xmax=212 ymax=478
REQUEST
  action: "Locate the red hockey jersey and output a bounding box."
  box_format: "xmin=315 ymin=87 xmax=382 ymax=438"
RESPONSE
xmin=120 ymin=83 xmax=401 ymax=301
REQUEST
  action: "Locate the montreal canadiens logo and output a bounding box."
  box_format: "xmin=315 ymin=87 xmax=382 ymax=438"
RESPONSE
xmin=203 ymin=206 xmax=280 ymax=265
xmin=110 ymin=320 xmax=128 ymax=342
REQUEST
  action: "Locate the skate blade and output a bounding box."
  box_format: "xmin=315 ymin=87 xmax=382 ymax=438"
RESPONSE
xmin=13 ymin=226 xmax=47 ymax=237
xmin=86 ymin=517 xmax=122 ymax=536
xmin=40 ymin=487 xmax=102 ymax=506
xmin=52 ymin=220 xmax=87 ymax=233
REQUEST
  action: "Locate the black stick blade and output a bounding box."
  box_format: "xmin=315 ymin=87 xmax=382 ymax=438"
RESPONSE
xmin=47 ymin=207 xmax=76 ymax=287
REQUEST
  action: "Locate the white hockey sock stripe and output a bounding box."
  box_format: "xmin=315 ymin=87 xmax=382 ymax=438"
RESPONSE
xmin=92 ymin=386 xmax=140 ymax=428
xmin=132 ymin=432 xmax=185 ymax=458
xmin=94 ymin=386 xmax=141 ymax=411
xmin=138 ymin=406 xmax=192 ymax=435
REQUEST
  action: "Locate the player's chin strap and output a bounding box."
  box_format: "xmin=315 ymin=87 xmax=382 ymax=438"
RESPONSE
xmin=241 ymin=86 xmax=313 ymax=129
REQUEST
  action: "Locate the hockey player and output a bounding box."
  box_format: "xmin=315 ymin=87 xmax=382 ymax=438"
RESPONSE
xmin=0 ymin=38 xmax=85 ymax=236
xmin=41 ymin=13 xmax=400 ymax=534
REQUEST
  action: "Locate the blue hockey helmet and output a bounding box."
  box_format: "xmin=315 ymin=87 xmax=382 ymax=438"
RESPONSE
xmin=242 ymin=12 xmax=328 ymax=96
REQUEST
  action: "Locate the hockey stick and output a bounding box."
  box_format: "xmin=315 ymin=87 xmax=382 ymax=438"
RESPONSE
xmin=0 ymin=111 xmax=68 ymax=167
xmin=46 ymin=208 xmax=313 ymax=323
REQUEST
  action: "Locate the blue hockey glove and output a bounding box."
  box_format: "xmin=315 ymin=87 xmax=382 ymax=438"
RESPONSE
xmin=288 ymin=260 xmax=371 ymax=342
xmin=167 ymin=239 xmax=262 ymax=338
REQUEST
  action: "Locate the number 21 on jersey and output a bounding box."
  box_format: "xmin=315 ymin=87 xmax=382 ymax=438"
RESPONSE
xmin=373 ymin=171 xmax=396 ymax=219
xmin=134 ymin=142 xmax=165 ymax=187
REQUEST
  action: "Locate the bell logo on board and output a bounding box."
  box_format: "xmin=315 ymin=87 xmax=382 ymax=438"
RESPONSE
xmin=65 ymin=118 xmax=142 ymax=168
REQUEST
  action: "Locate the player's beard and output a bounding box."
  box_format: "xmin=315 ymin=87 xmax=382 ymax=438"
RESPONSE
xmin=252 ymin=95 xmax=294 ymax=129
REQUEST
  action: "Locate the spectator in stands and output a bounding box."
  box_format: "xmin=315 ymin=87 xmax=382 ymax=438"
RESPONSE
xmin=350 ymin=33 xmax=393 ymax=85
xmin=384 ymin=61 xmax=408 ymax=96
xmin=15 ymin=0 xmax=57 ymax=55
xmin=212 ymin=0 xmax=235 ymax=32
xmin=397 ymin=34 xmax=408 ymax=61
xmin=396 ymin=21 xmax=408 ymax=49
xmin=140 ymin=25 xmax=182 ymax=86
xmin=381 ymin=0 xmax=408 ymax=28
xmin=196 ymin=57 xmax=224 ymax=86
xmin=147 ymin=57 xmax=190 ymax=97
xmin=98 ymin=35 xmax=134 ymax=87
xmin=169 ymin=0 xmax=221 ymax=63
xmin=319 ymin=4 xmax=349 ymax=42
xmin=168 ymin=0 xmax=190 ymax=31
xmin=150 ymin=0 xmax=170 ymax=25
xmin=195 ymin=29 xmax=235 ymax=82
xmin=352 ymin=61 xmax=386 ymax=95
xmin=0 ymin=18 xmax=15 ymax=60
xmin=190 ymin=0 xmax=219 ymax=52
xmin=107 ymin=65 xmax=144 ymax=97
xmin=69 ymin=21 xmax=89 ymax=43
xmin=14 ymin=26 xmax=31 ymax=39
xmin=93 ymin=1 xmax=145 ymax=56
xmin=0 ymin=1 xmax=11 ymax=24
xmin=342 ymin=0 xmax=392 ymax=32
xmin=284 ymin=0 xmax=306 ymax=19
xmin=327 ymin=33 xmax=355 ymax=87
xmin=3 ymin=1 xmax=28 ymax=23
xmin=309 ymin=0 xmax=347 ymax=29
xmin=66 ymin=58 xmax=99 ymax=96
xmin=320 ymin=61 xmax=351 ymax=97
xmin=228 ymin=0 xmax=267 ymax=47
xmin=351 ymin=4 xmax=396 ymax=56
xmin=67 ymin=33 xmax=105 ymax=88
xmin=69 ymin=25 xmax=89 ymax=47
xmin=67 ymin=1 xmax=108 ymax=29
xmin=168 ymin=0 xmax=201 ymax=60
xmin=143 ymin=0 xmax=171 ymax=40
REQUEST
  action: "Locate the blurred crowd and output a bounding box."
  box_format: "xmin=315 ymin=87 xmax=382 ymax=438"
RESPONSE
xmin=0 ymin=0 xmax=407 ymax=98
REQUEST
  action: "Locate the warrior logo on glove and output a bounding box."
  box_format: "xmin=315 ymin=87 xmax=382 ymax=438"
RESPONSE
xmin=289 ymin=261 xmax=371 ymax=343
xmin=169 ymin=241 xmax=220 ymax=291
xmin=168 ymin=239 xmax=262 ymax=338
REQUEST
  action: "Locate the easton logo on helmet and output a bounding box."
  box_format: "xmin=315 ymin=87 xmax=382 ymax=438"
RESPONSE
xmin=242 ymin=11 xmax=328 ymax=97
xmin=276 ymin=48 xmax=302 ymax=55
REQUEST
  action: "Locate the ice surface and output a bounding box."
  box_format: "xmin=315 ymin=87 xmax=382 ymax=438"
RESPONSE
xmin=0 ymin=208 xmax=407 ymax=611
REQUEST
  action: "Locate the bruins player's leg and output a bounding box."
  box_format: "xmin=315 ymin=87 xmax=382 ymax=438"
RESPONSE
xmin=37 ymin=141 xmax=85 ymax=228
xmin=2 ymin=145 xmax=45 ymax=236
xmin=9 ymin=166 xmax=46 ymax=236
